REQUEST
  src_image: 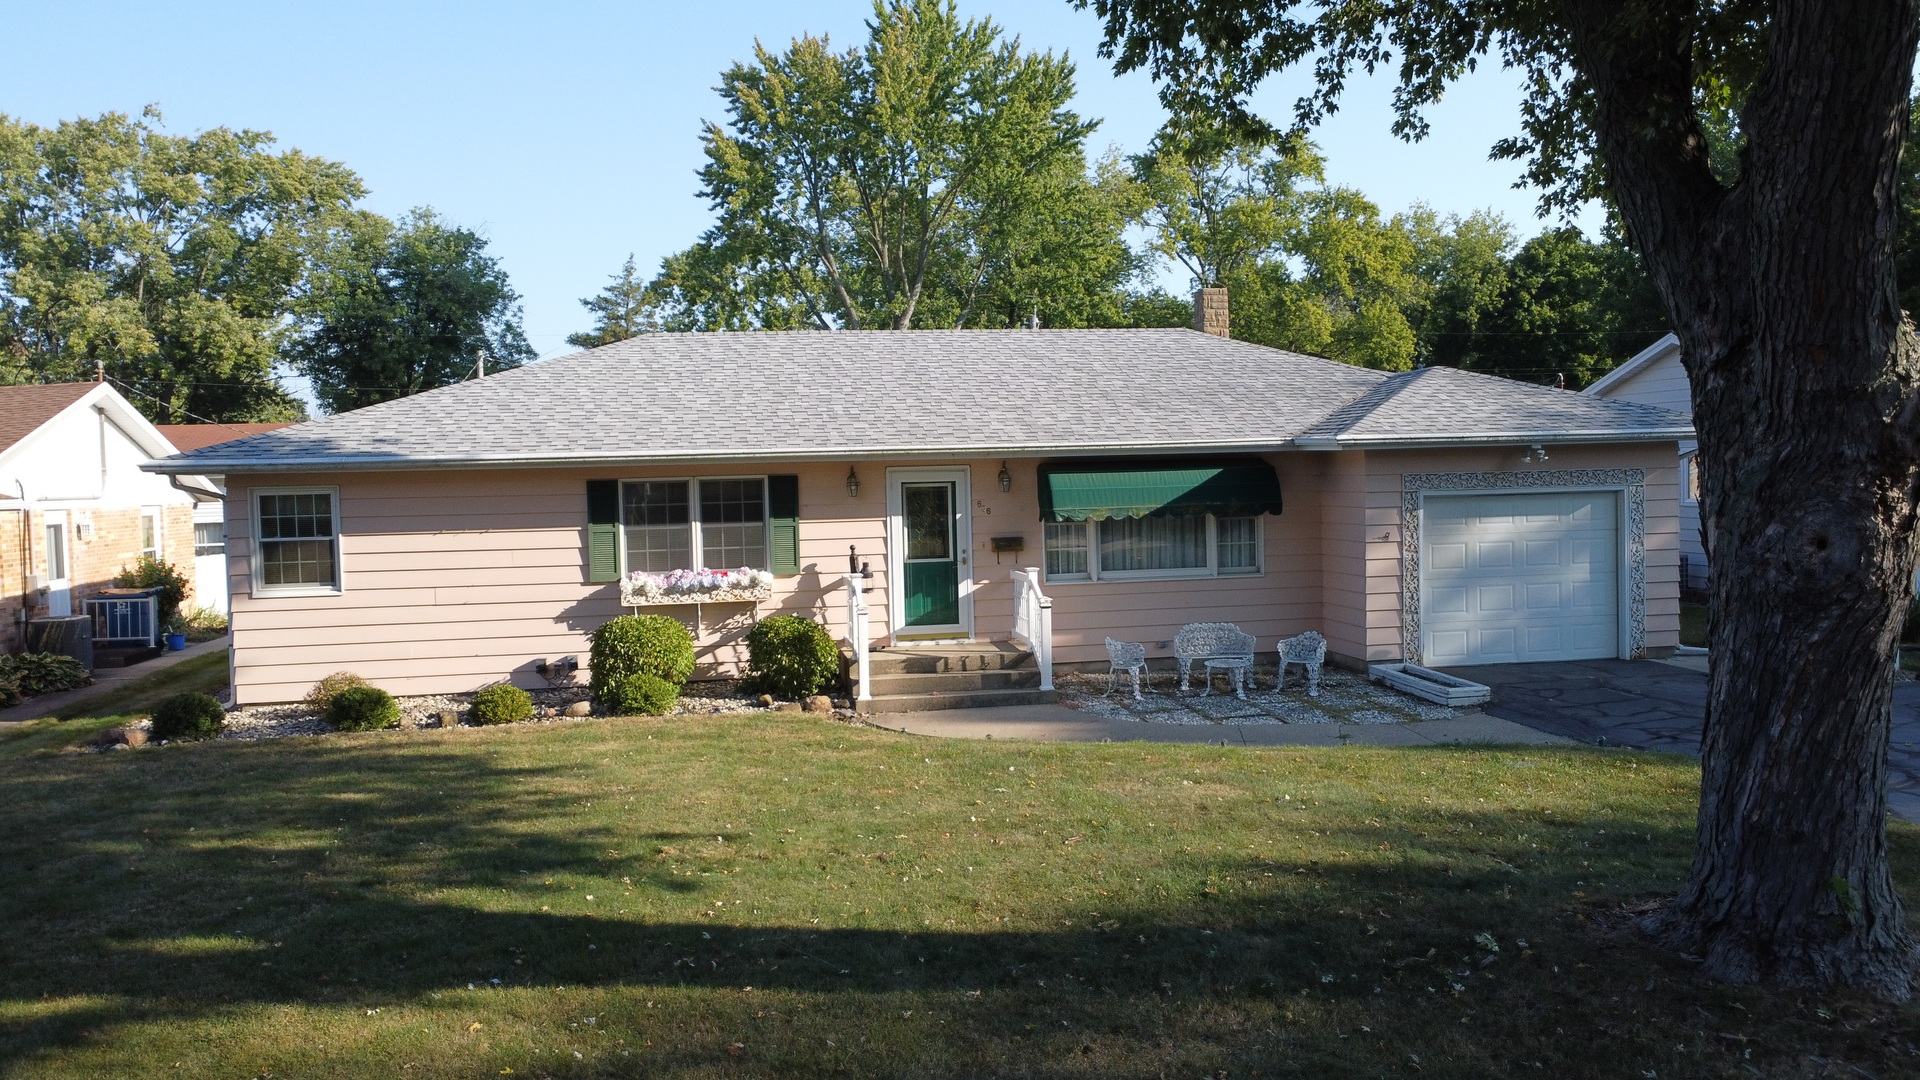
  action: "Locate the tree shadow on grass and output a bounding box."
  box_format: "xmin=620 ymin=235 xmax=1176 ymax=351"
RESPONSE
xmin=0 ymin=735 xmax=1910 ymax=1075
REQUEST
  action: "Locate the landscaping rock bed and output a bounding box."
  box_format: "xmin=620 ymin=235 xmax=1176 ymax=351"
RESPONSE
xmin=98 ymin=680 xmax=853 ymax=748
xmin=1055 ymin=665 xmax=1455 ymax=725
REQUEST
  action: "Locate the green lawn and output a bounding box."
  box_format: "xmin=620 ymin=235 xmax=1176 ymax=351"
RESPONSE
xmin=0 ymin=714 xmax=1915 ymax=1078
xmin=1679 ymin=601 xmax=1708 ymax=648
xmin=0 ymin=650 xmax=232 ymax=757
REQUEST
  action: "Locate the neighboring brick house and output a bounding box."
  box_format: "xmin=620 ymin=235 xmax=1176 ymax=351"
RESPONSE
xmin=1 ymin=383 xmax=221 ymax=652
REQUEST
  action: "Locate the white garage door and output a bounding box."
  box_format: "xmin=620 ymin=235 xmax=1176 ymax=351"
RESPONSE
xmin=1422 ymin=491 xmax=1619 ymax=665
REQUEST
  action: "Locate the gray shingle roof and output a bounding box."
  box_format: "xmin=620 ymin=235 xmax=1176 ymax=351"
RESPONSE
xmin=145 ymin=330 xmax=1690 ymax=473
xmin=1294 ymin=364 xmax=1692 ymax=448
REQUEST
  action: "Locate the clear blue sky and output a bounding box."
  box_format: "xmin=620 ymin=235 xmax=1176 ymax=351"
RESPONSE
xmin=4 ymin=1 xmax=1596 ymax=373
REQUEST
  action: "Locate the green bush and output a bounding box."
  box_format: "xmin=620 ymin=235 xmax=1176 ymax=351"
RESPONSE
xmin=326 ymin=685 xmax=400 ymax=731
xmin=601 ymin=672 xmax=679 ymax=716
xmin=184 ymin=605 xmax=229 ymax=642
xmin=589 ymin=615 xmax=696 ymax=703
xmin=115 ymin=555 xmax=191 ymax=627
xmin=0 ymin=652 xmax=93 ymax=696
xmin=304 ymin=671 xmax=370 ymax=710
xmin=469 ymin=683 xmax=534 ymax=725
xmin=150 ymin=692 xmax=225 ymax=741
xmin=741 ymin=615 xmax=841 ymax=699
xmin=0 ymin=672 xmax=19 ymax=709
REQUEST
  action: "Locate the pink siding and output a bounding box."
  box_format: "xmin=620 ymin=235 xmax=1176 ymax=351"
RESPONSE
xmin=225 ymin=442 xmax=1683 ymax=704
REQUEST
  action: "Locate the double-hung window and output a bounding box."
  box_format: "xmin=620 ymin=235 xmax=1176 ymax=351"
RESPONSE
xmin=253 ymin=488 xmax=341 ymax=594
xmin=1044 ymin=514 xmax=1261 ymax=583
xmin=620 ymin=477 xmax=768 ymax=572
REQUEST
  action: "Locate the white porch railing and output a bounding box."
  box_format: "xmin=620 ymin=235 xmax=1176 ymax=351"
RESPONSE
xmin=843 ymin=573 xmax=872 ymax=703
xmin=1008 ymin=566 xmax=1055 ymax=691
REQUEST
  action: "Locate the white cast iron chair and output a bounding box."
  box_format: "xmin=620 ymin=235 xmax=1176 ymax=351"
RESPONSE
xmin=1104 ymin=637 xmax=1148 ymax=701
xmin=1277 ymin=630 xmax=1328 ymax=697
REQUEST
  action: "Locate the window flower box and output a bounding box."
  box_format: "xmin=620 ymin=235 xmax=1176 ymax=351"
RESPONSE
xmin=621 ymin=568 xmax=774 ymax=606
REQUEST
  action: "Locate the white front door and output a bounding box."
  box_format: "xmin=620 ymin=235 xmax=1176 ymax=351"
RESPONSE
xmin=887 ymin=466 xmax=973 ymax=639
xmin=1421 ymin=491 xmax=1621 ymax=665
xmin=43 ymin=510 xmax=71 ymax=617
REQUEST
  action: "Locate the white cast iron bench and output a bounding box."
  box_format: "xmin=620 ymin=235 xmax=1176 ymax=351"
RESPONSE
xmin=1174 ymin=622 xmax=1257 ymax=699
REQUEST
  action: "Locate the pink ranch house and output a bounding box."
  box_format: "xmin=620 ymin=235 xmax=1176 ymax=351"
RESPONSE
xmin=148 ymin=297 xmax=1692 ymax=710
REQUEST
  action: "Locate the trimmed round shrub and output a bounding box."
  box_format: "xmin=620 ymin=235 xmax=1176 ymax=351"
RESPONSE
xmin=150 ymin=692 xmax=225 ymax=741
xmin=741 ymin=615 xmax=840 ymax=699
xmin=304 ymin=671 xmax=370 ymax=710
xmin=601 ymin=672 xmax=679 ymax=717
xmin=469 ymin=683 xmax=534 ymax=725
xmin=589 ymin=615 xmax=696 ymax=703
xmin=327 ymin=685 xmax=400 ymax=732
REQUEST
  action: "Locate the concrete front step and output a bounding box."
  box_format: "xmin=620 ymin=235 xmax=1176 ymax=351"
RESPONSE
xmin=861 ymin=687 xmax=1059 ymax=714
xmin=867 ymin=641 xmax=1033 ymax=675
xmin=868 ymin=667 xmax=1042 ymax=695
xmin=858 ymin=642 xmax=1050 ymax=713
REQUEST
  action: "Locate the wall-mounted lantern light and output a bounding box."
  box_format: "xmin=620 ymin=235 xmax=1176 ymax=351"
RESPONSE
xmin=998 ymin=461 xmax=1012 ymax=493
xmin=846 ymin=466 xmax=861 ymax=497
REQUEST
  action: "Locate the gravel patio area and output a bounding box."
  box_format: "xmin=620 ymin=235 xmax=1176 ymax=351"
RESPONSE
xmin=1055 ymin=664 xmax=1455 ymax=725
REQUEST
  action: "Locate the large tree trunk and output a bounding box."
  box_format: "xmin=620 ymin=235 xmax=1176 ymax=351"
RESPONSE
xmin=1569 ymin=0 xmax=1920 ymax=997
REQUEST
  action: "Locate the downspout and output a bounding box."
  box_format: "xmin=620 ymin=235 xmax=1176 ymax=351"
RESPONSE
xmin=13 ymin=479 xmax=31 ymax=644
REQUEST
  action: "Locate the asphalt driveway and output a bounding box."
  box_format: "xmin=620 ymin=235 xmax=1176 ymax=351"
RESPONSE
xmin=1444 ymin=658 xmax=1920 ymax=824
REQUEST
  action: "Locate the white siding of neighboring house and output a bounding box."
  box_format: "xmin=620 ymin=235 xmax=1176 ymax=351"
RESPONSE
xmin=1585 ymin=338 xmax=1706 ymax=587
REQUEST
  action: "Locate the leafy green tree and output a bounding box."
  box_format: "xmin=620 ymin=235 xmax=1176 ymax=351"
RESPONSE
xmin=0 ymin=108 xmax=358 ymax=420
xmin=1133 ymin=134 xmax=1311 ymax=287
xmin=1453 ymin=228 xmax=1667 ymax=387
xmin=294 ymin=209 xmax=533 ymax=414
xmin=1136 ymin=134 xmax=1436 ymax=370
xmin=1401 ymin=208 xmax=1515 ymax=368
xmin=568 ymin=255 xmax=654 ymax=348
xmin=645 ymin=0 xmax=1134 ymax=330
xmin=1086 ymin=0 xmax=1920 ymax=997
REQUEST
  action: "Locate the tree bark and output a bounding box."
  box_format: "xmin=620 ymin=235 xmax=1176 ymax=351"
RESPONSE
xmin=1567 ymin=0 xmax=1920 ymax=997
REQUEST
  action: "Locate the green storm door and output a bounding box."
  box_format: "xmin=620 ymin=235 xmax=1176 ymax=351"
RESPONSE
xmin=901 ymin=481 xmax=960 ymax=627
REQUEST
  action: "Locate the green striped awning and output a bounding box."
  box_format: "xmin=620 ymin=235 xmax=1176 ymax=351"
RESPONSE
xmin=1038 ymin=458 xmax=1283 ymax=522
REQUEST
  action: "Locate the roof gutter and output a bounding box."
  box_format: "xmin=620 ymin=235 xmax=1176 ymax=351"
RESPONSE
xmin=141 ymin=439 xmax=1321 ymax=475
xmin=1291 ymin=427 xmax=1694 ymax=451
xmin=143 ymin=427 xmax=1696 ymax=474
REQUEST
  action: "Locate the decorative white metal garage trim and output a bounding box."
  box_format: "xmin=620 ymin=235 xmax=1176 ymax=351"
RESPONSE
xmin=1399 ymin=469 xmax=1646 ymax=665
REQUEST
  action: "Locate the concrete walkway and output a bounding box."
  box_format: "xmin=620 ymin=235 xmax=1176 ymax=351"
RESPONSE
xmin=877 ymin=702 xmax=1570 ymax=747
xmin=0 ymin=635 xmax=227 ymax=723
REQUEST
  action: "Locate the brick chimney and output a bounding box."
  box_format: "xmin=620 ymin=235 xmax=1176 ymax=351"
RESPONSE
xmin=1193 ymin=287 xmax=1229 ymax=337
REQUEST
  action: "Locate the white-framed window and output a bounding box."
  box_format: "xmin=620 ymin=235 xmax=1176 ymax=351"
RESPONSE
xmin=1681 ymin=452 xmax=1700 ymax=504
xmin=251 ymin=487 xmax=341 ymax=595
xmin=140 ymin=506 xmax=161 ymax=560
xmin=194 ymin=521 xmax=225 ymax=557
xmin=1043 ymin=514 xmax=1262 ymax=583
xmin=620 ymin=477 xmax=767 ymax=573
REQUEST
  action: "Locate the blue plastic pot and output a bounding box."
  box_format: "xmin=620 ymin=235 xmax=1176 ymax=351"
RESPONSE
xmin=165 ymin=633 xmax=187 ymax=651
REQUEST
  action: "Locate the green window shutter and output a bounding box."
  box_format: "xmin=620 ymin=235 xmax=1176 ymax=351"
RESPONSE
xmin=768 ymin=474 xmax=800 ymax=575
xmin=586 ymin=479 xmax=620 ymax=583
